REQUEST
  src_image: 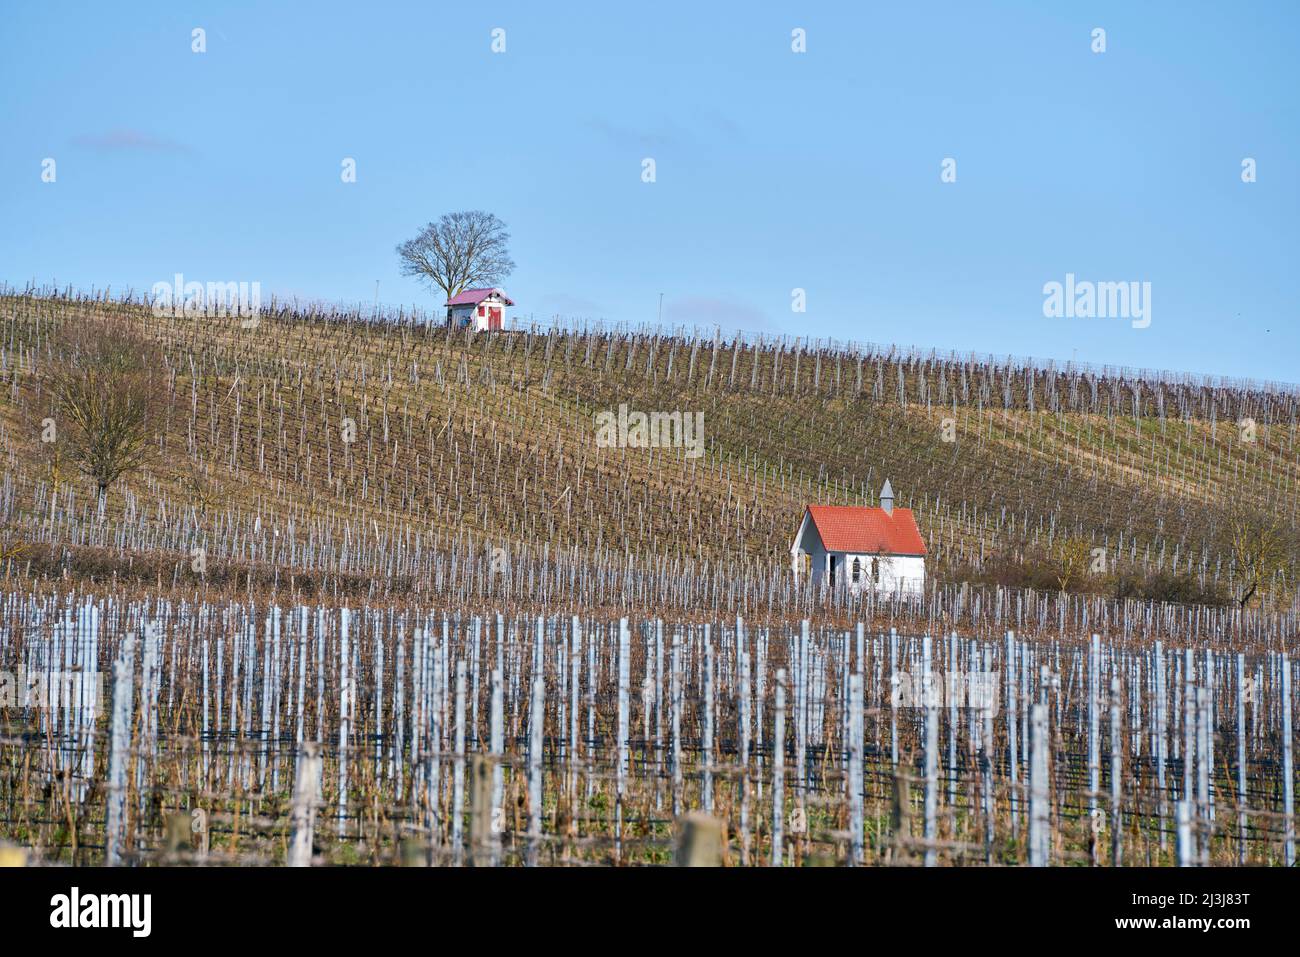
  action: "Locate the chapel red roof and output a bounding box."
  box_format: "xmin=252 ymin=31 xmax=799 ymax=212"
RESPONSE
xmin=802 ymin=505 xmax=927 ymax=556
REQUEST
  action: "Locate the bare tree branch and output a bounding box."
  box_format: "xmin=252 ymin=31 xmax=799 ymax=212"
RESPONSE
xmin=1227 ymin=517 xmax=1285 ymax=609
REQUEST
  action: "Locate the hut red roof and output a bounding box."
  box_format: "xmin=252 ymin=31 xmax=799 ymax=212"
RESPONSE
xmin=446 ymin=287 xmax=514 ymax=306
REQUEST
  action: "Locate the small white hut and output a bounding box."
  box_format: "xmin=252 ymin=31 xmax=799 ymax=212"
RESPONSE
xmin=445 ymin=287 xmax=513 ymax=330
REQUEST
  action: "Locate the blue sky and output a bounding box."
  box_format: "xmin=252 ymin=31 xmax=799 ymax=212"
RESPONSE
xmin=2 ymin=1 xmax=1297 ymax=384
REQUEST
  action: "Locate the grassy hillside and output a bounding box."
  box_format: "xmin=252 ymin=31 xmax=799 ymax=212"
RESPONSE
xmin=0 ymin=289 xmax=1296 ymax=630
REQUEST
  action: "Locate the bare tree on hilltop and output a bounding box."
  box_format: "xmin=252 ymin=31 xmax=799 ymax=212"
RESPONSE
xmin=47 ymin=314 xmax=165 ymax=517
xmin=396 ymin=211 xmax=516 ymax=325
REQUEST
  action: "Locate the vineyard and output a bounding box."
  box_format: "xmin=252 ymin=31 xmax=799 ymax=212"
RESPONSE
xmin=0 ymin=287 xmax=1297 ymax=867
xmin=0 ymin=287 xmax=1296 ymax=632
xmin=1 ymin=601 xmax=1294 ymax=867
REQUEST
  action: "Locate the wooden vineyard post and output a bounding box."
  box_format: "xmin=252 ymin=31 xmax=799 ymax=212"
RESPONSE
xmin=399 ymin=839 xmax=427 ymax=867
xmin=702 ymin=635 xmax=714 ymax=812
xmin=0 ymin=845 xmax=26 ymax=868
xmin=615 ymin=618 xmax=630 ymax=858
xmin=288 ymin=742 xmax=323 ymax=867
xmin=772 ymin=669 xmax=786 ymax=866
xmin=1109 ymin=676 xmax=1122 ymax=867
xmin=1154 ymin=641 xmax=1167 ymax=851
xmin=1236 ymin=653 xmax=1248 ymax=865
xmin=105 ymin=635 xmax=137 ymax=867
xmin=1175 ymin=800 xmax=1194 ymax=867
xmin=848 ymin=673 xmax=864 ymax=866
xmin=452 ymin=659 xmax=467 ymax=864
xmin=980 ymin=644 xmax=995 ymax=864
xmin=469 ymin=755 xmax=496 ymax=867
xmin=889 ymin=629 xmax=900 ymax=767
xmin=164 ymin=812 xmax=192 ymax=862
xmin=527 ymin=674 xmax=544 ymax=867
xmin=1195 ymin=687 xmax=1211 ymax=866
xmin=1088 ymin=635 xmax=1100 ymax=841
xmin=739 ymin=648 xmax=752 ymax=864
xmin=337 ymin=609 xmax=351 ymax=840
xmin=1029 ymin=703 xmax=1049 ymax=867
xmin=1183 ymin=654 xmax=1195 ymax=825
xmin=490 ymin=666 xmax=504 ymax=863
xmin=671 ymin=632 xmax=682 ymax=817
xmin=654 ymin=620 xmax=664 ymax=810
xmin=890 ymin=773 xmax=912 ymax=864
xmin=676 ymin=813 xmax=723 ymax=867
xmin=923 ymin=635 xmax=938 ymax=867
xmin=1283 ymin=655 xmax=1295 ymax=868
xmin=1006 ymin=631 xmax=1018 ymax=839
xmin=570 ymin=620 xmax=582 ymax=816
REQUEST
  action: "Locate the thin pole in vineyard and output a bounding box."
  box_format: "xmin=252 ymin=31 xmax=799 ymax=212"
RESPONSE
xmin=569 ymin=618 xmax=581 ymax=810
xmin=105 ymin=634 xmax=137 ymax=867
xmin=1204 ymin=649 xmax=1216 ymax=824
xmin=797 ymin=620 xmax=809 ymax=797
xmin=1154 ymin=641 xmax=1167 ymax=850
xmin=756 ymin=628 xmax=767 ymax=803
xmin=702 ymin=633 xmax=714 ymax=812
xmin=1088 ymin=635 xmax=1100 ymax=826
xmin=1029 ymin=703 xmax=1049 ymax=867
xmin=471 ymin=617 xmax=481 ymax=751
xmin=586 ymin=623 xmax=596 ymax=800
xmin=848 ymin=672 xmax=864 ymax=866
xmin=228 ymin=626 xmax=240 ymax=793
xmin=616 ymin=617 xmax=630 ymax=853
xmin=452 ymin=658 xmax=467 ymax=863
xmin=1175 ymin=800 xmax=1194 ymax=867
xmin=739 ymin=648 xmax=752 ymax=864
xmin=373 ymin=627 xmax=384 ymax=779
xmin=1236 ymin=653 xmax=1247 ymax=864
xmin=469 ymin=755 xmax=494 ymax=867
xmin=772 ymin=668 xmax=786 ymax=866
xmin=337 ymin=608 xmax=351 ymax=839
xmin=258 ymin=615 xmax=272 ymax=791
xmin=671 ymin=631 xmax=682 ymax=816
xmin=201 ymin=637 xmax=210 ymax=782
xmin=394 ymin=623 xmax=405 ymax=792
xmin=315 ymin=609 xmax=325 ymax=743
xmin=655 ymin=620 xmax=665 ymax=809
xmin=981 ymin=644 xmax=995 ymax=862
xmin=1109 ymin=675 xmax=1122 ymax=866
xmin=1183 ymin=650 xmax=1195 ymax=815
xmin=946 ymin=632 xmax=958 ymax=812
xmin=889 ymin=629 xmax=899 ymax=767
xmin=489 ymin=666 xmax=504 ymax=864
xmin=288 ymin=743 xmax=322 ymax=867
xmin=428 ymin=651 xmax=442 ymax=849
xmin=1283 ymin=654 xmax=1295 ymax=868
xmin=923 ymin=635 xmax=937 ymax=867
xmin=1195 ymin=687 xmax=1210 ymax=866
xmin=528 ymin=673 xmax=544 ymax=867
xmin=295 ymin=608 xmax=307 ymax=749
xmin=1006 ymin=631 xmax=1018 ymax=838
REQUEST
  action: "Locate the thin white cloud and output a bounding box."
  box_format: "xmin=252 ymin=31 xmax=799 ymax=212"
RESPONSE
xmin=71 ymin=129 xmax=192 ymax=153
xmin=584 ymin=118 xmax=684 ymax=151
xmin=664 ymin=295 xmax=780 ymax=334
xmin=537 ymin=291 xmax=608 ymax=316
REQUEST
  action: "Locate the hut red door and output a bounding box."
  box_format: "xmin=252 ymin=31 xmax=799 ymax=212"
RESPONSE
xmin=488 ymin=306 xmax=502 ymax=330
